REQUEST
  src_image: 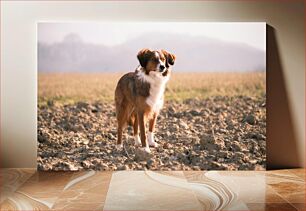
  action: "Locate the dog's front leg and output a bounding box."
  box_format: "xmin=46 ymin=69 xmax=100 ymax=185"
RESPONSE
xmin=148 ymin=112 xmax=158 ymax=147
xmin=138 ymin=111 xmax=150 ymax=152
xmin=133 ymin=114 xmax=141 ymax=146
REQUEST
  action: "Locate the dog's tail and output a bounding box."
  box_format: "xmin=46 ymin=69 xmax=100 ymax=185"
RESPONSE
xmin=114 ymin=84 xmax=123 ymax=118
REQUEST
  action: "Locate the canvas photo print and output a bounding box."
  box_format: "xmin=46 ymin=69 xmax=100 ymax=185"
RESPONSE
xmin=38 ymin=22 xmax=266 ymax=171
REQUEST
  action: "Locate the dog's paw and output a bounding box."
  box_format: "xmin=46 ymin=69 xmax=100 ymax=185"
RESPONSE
xmin=149 ymin=141 xmax=158 ymax=148
xmin=134 ymin=135 xmax=141 ymax=146
xmin=142 ymin=146 xmax=151 ymax=153
xmin=147 ymin=132 xmax=158 ymax=147
xmin=115 ymin=144 xmax=123 ymax=150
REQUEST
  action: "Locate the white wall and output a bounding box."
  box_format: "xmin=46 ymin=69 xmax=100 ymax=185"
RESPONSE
xmin=1 ymin=1 xmax=304 ymax=168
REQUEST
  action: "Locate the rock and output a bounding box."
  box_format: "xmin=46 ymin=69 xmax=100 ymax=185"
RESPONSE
xmin=171 ymin=124 xmax=180 ymax=132
xmin=179 ymin=120 xmax=189 ymax=129
xmin=255 ymin=165 xmax=265 ymax=170
xmin=95 ymin=162 xmax=109 ymax=170
xmin=243 ymin=114 xmax=256 ymax=125
xmin=47 ymin=100 xmax=54 ymax=107
xmin=55 ymin=161 xmax=78 ymax=171
xmin=81 ymin=138 xmax=89 ymax=145
xmin=163 ymin=142 xmax=170 ymax=149
xmin=257 ymin=134 xmax=266 ymax=140
xmin=94 ymin=134 xmax=103 ymax=142
xmin=71 ymin=124 xmax=85 ymax=132
xmin=82 ymin=160 xmax=92 ymax=168
xmin=118 ymin=164 xmax=129 ymax=170
xmin=247 ymin=132 xmax=265 ymax=140
xmin=208 ymin=161 xmax=226 ymax=170
xmin=231 ymin=141 xmax=242 ymax=151
xmin=232 ymin=152 xmax=246 ymax=164
xmin=200 ymin=134 xmax=214 ymax=146
xmin=192 ymin=166 xmax=201 ymax=170
xmin=88 ymin=105 xmax=99 ymax=113
xmin=226 ymin=123 xmax=235 ymax=130
xmin=168 ymin=106 xmax=176 ymax=114
xmin=134 ymin=148 xmax=153 ymax=161
xmin=76 ymin=102 xmax=88 ymax=109
xmin=108 ymin=133 xmax=116 ymax=140
xmin=146 ymin=159 xmax=154 ymax=168
xmin=239 ymin=163 xmax=253 ymax=170
xmin=218 ymin=150 xmax=230 ymax=158
xmin=123 ymin=165 xmax=130 ymax=170
xmin=190 ymin=110 xmax=201 ymax=116
xmin=200 ymin=134 xmax=225 ymax=150
xmin=38 ymin=132 xmax=49 ymax=143
xmin=57 ymin=151 xmax=66 ymax=158
xmin=37 ymin=162 xmax=48 ymax=171
xmin=234 ymin=152 xmax=245 ymax=158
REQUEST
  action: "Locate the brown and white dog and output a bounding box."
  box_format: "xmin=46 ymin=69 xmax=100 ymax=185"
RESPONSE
xmin=114 ymin=49 xmax=176 ymax=152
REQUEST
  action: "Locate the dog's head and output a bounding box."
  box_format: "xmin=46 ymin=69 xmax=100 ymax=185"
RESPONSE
xmin=137 ymin=49 xmax=176 ymax=75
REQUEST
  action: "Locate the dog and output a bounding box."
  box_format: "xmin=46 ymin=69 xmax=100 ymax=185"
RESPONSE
xmin=114 ymin=48 xmax=176 ymax=153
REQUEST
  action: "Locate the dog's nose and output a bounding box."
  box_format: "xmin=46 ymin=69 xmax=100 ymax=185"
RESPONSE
xmin=160 ymin=65 xmax=165 ymax=72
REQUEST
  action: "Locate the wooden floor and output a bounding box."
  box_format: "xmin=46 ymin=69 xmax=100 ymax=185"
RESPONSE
xmin=0 ymin=169 xmax=305 ymax=210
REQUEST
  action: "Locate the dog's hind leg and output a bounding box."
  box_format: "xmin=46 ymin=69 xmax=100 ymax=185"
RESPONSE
xmin=117 ymin=124 xmax=123 ymax=147
xmin=116 ymin=102 xmax=129 ymax=148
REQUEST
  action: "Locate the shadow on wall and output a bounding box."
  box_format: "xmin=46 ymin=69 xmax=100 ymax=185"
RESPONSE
xmin=266 ymin=25 xmax=300 ymax=169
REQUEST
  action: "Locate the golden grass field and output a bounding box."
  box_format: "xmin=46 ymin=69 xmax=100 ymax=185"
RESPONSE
xmin=38 ymin=72 xmax=266 ymax=106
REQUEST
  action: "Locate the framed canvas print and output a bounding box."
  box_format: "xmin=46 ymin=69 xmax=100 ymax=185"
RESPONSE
xmin=37 ymin=22 xmax=266 ymax=171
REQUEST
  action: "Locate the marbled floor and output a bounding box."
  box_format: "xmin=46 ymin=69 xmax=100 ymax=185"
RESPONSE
xmin=0 ymin=169 xmax=304 ymax=211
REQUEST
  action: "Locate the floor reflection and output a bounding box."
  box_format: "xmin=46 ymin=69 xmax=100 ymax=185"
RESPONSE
xmin=0 ymin=169 xmax=304 ymax=210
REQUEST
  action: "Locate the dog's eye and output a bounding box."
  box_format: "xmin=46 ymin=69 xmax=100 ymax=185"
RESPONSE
xmin=151 ymin=58 xmax=159 ymax=63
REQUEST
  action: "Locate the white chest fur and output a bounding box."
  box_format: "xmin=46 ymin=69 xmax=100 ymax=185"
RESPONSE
xmin=136 ymin=67 xmax=169 ymax=112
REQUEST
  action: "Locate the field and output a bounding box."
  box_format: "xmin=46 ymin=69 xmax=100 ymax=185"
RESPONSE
xmin=38 ymin=72 xmax=265 ymax=105
xmin=38 ymin=72 xmax=266 ymax=171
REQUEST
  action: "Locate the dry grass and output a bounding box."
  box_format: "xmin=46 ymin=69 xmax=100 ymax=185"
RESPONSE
xmin=38 ymin=72 xmax=266 ymax=105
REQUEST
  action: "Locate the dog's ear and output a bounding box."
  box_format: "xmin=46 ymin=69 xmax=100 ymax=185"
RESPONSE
xmin=161 ymin=50 xmax=176 ymax=67
xmin=137 ymin=48 xmax=152 ymax=68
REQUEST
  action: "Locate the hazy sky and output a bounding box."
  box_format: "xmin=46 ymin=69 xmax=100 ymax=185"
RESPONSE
xmin=38 ymin=22 xmax=266 ymax=51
